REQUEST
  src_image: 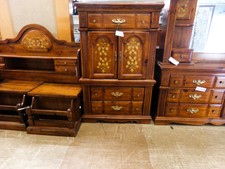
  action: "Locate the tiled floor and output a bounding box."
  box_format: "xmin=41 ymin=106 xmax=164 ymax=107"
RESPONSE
xmin=0 ymin=122 xmax=225 ymax=169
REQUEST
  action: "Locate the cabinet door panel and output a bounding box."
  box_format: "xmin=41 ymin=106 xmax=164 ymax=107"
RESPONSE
xmin=118 ymin=32 xmax=149 ymax=79
xmin=88 ymin=32 xmax=117 ymax=79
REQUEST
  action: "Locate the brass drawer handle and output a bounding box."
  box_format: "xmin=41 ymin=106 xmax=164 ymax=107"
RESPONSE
xmin=187 ymin=108 xmax=199 ymax=114
xmin=112 ymin=18 xmax=126 ymax=25
xmin=111 ymin=105 xmax=123 ymax=111
xmin=111 ymin=92 xmax=123 ymax=97
xmin=189 ymin=93 xmax=202 ymax=100
xmin=193 ymin=80 xmax=206 ymax=85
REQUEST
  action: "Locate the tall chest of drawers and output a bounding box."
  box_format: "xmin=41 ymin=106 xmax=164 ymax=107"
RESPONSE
xmin=77 ymin=1 xmax=164 ymax=123
xmin=154 ymin=63 xmax=225 ymax=125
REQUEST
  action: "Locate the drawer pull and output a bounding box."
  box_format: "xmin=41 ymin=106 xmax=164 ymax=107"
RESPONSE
xmin=187 ymin=108 xmax=199 ymax=114
xmin=111 ymin=92 xmax=123 ymax=97
xmin=112 ymin=18 xmax=126 ymax=25
xmin=93 ymin=19 xmax=96 ymax=23
xmin=193 ymin=80 xmax=206 ymax=85
xmin=64 ymin=61 xmax=67 ymax=65
xmin=171 ymin=94 xmax=176 ymax=98
xmin=189 ymin=93 xmax=202 ymax=100
xmin=111 ymin=105 xmax=123 ymax=111
xmin=174 ymin=80 xmax=178 ymax=84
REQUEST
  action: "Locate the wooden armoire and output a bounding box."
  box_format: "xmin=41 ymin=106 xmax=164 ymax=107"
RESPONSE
xmin=153 ymin=0 xmax=225 ymax=125
xmin=76 ymin=0 xmax=164 ymax=123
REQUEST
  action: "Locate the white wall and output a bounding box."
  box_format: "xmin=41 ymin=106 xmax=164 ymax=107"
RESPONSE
xmin=8 ymin=0 xmax=58 ymax=38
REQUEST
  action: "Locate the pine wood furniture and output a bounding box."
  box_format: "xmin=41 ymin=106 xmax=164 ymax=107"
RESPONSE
xmin=77 ymin=0 xmax=164 ymax=123
xmin=153 ymin=0 xmax=225 ymax=125
xmin=0 ymin=24 xmax=82 ymax=136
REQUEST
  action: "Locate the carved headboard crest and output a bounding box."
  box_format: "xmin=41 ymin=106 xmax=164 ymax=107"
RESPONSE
xmin=21 ymin=30 xmax=52 ymax=52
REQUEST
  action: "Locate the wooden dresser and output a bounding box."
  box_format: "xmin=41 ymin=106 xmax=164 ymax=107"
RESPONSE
xmin=0 ymin=24 xmax=82 ymax=136
xmin=155 ymin=62 xmax=225 ymax=125
xmin=76 ymin=0 xmax=164 ymax=123
xmin=153 ymin=0 xmax=225 ymax=125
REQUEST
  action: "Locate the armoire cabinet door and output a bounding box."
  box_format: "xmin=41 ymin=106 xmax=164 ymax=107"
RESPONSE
xmin=88 ymin=32 xmax=117 ymax=79
xmin=118 ymin=32 xmax=149 ymax=79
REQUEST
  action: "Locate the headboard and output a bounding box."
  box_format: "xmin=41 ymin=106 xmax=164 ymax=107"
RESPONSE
xmin=0 ymin=24 xmax=80 ymax=83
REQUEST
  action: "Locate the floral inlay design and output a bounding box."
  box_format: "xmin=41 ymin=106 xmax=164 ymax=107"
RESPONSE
xmin=177 ymin=0 xmax=190 ymax=19
xmin=95 ymin=37 xmax=111 ymax=73
xmin=22 ymin=31 xmax=52 ymax=52
xmin=125 ymin=37 xmax=141 ymax=72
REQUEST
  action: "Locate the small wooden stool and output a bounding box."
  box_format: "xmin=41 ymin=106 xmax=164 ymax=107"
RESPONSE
xmin=0 ymin=80 xmax=42 ymax=130
xmin=26 ymin=83 xmax=82 ymax=136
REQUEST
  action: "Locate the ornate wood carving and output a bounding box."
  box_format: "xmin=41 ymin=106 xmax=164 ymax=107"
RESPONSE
xmin=21 ymin=30 xmax=52 ymax=52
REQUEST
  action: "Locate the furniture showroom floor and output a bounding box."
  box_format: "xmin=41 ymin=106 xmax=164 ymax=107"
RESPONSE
xmin=0 ymin=122 xmax=224 ymax=169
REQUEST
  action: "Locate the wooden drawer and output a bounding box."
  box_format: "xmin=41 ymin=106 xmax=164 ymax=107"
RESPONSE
xmin=88 ymin=14 xmax=151 ymax=29
xmin=91 ymin=87 xmax=103 ymax=101
xmin=165 ymin=103 xmax=178 ymax=117
xmin=180 ymin=89 xmax=210 ymax=103
xmin=104 ymin=101 xmax=130 ymax=115
xmin=210 ymin=90 xmax=224 ymax=104
xmin=215 ymin=76 xmax=225 ymax=88
xmin=172 ymin=48 xmax=193 ymax=63
xmin=167 ymin=89 xmax=180 ymax=102
xmin=184 ymin=76 xmax=215 ymax=88
xmin=91 ymin=101 xmax=103 ymax=114
xmin=88 ymin=14 xmax=103 ymax=29
xmin=105 ymin=87 xmax=132 ymax=101
xmin=55 ymin=65 xmax=77 ymax=74
xmin=169 ymin=75 xmax=184 ymax=87
xmin=132 ymin=102 xmax=143 ymax=115
xmin=54 ymin=59 xmax=77 ymax=66
xmin=178 ymin=104 xmax=207 ymax=118
xmin=133 ymin=88 xmax=144 ymax=101
xmin=208 ymin=105 xmax=222 ymax=118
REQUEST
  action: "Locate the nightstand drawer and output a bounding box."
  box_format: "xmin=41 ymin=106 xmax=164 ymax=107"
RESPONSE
xmin=178 ymin=104 xmax=207 ymax=118
xmin=105 ymin=87 xmax=132 ymax=101
xmin=104 ymin=101 xmax=130 ymax=115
